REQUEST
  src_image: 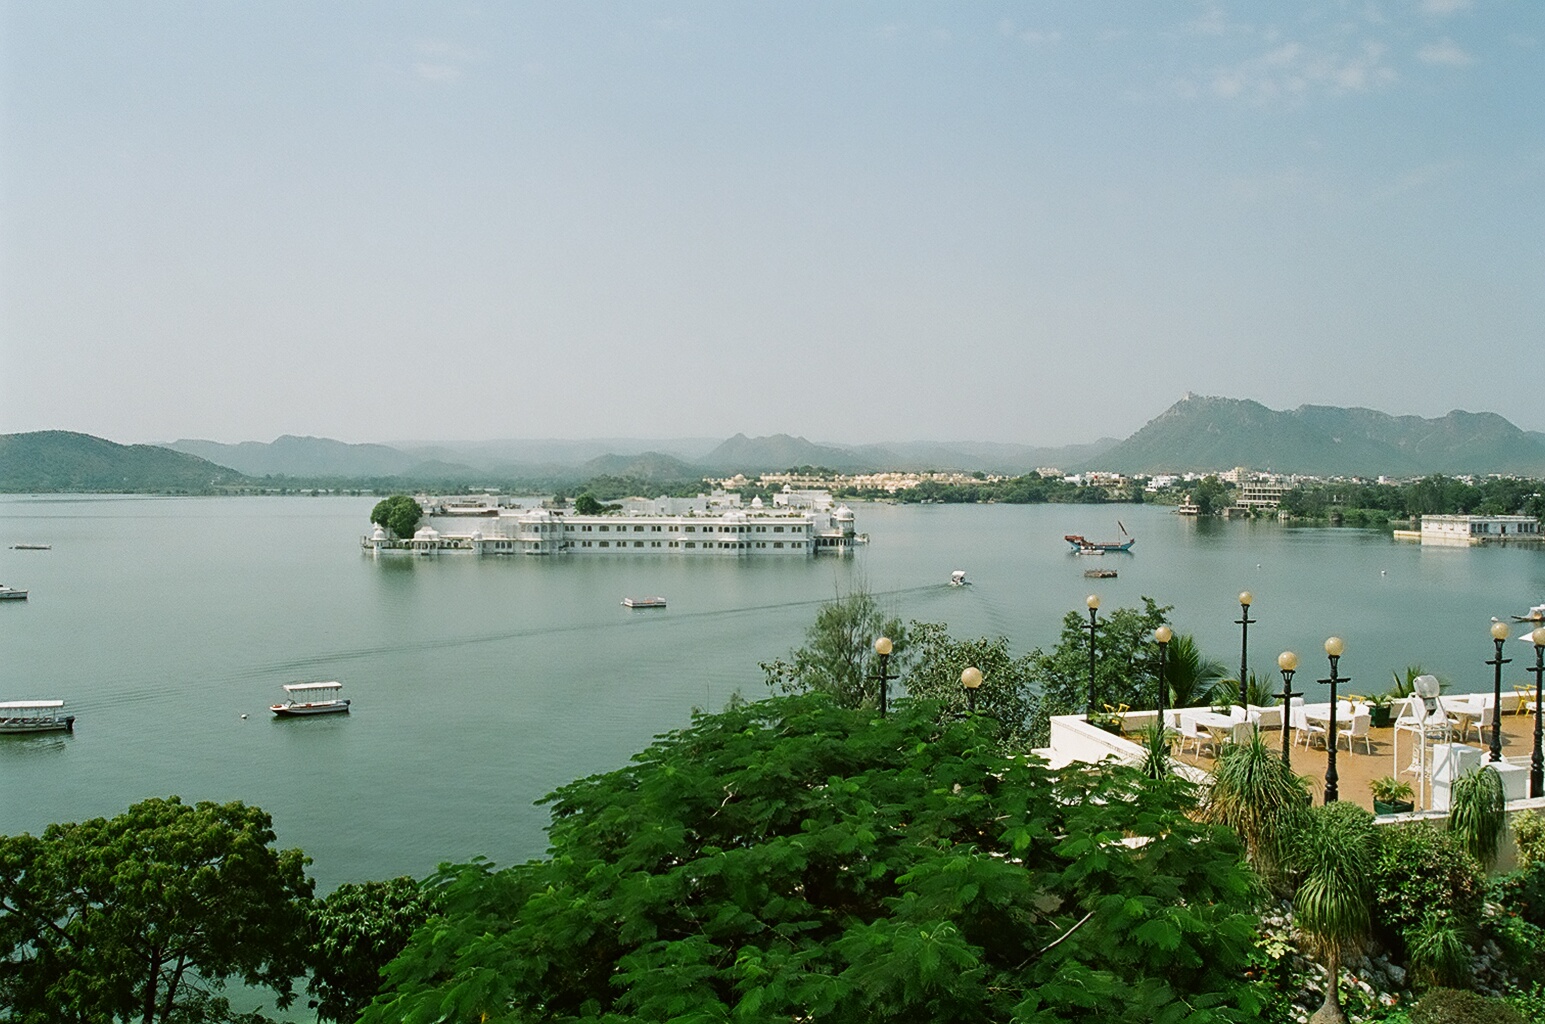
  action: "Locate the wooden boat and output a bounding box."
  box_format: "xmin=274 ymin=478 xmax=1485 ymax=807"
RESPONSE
xmin=0 ymin=585 xmax=27 ymax=601
xmin=1064 ymin=521 xmax=1136 ymax=553
xmin=0 ymin=700 xmax=74 ymax=734
xmin=1084 ymin=569 xmax=1118 ymax=579
xmin=270 ymin=681 xmax=351 ymax=716
xmin=9 ymin=544 xmax=51 ymax=550
xmin=622 ymin=596 xmax=667 ymax=609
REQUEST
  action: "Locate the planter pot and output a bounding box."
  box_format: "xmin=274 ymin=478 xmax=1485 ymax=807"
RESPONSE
xmin=1374 ymin=799 xmax=1415 ymax=815
xmin=1369 ymin=706 xmax=1393 ymax=729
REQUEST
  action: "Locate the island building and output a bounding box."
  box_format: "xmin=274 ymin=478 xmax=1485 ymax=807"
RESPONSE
xmin=364 ymin=488 xmax=861 ymax=557
xmin=1394 ymin=514 xmax=1543 ymax=546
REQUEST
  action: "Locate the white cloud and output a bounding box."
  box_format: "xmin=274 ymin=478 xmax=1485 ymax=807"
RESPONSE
xmin=1206 ymin=38 xmax=1395 ymax=104
xmin=1417 ymin=38 xmax=1474 ymax=66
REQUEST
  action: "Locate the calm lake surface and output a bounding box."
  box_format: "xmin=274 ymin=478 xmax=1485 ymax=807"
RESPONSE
xmin=4 ymin=495 xmax=1545 ymax=889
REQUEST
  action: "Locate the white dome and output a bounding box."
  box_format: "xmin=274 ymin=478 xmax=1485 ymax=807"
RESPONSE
xmin=371 ymin=525 xmax=387 ymax=541
xmin=413 ymin=525 xmax=440 ymax=539
xmin=750 ymin=496 xmax=764 ymax=508
xmin=833 ymin=505 xmax=855 ymax=520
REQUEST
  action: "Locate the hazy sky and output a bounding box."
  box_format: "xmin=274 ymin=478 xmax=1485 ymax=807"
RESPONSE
xmin=2 ymin=2 xmax=1540 ymax=446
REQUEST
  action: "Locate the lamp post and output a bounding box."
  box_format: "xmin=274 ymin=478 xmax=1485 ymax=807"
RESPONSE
xmin=1488 ymin=620 xmax=1511 ymax=762
xmin=1320 ymin=637 xmax=1347 ymax=803
xmin=961 ymin=666 xmax=982 ymax=714
xmin=1530 ymin=629 xmax=1545 ymax=797
xmin=1154 ymin=625 xmax=1173 ymax=723
xmin=1278 ymin=650 xmax=1301 ymax=767
xmin=1084 ymin=595 xmax=1101 ymax=723
xmin=873 ymin=636 xmax=895 ymax=718
xmin=1236 ymin=591 xmax=1255 ymax=706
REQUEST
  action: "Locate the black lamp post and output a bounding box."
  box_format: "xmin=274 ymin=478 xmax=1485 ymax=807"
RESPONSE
xmin=1277 ymin=650 xmax=1301 ymax=767
xmin=1529 ymin=628 xmax=1545 ymax=797
xmin=873 ymin=636 xmax=895 ymax=718
xmin=1236 ymin=591 xmax=1255 ymax=706
xmin=1154 ymin=625 xmax=1172 ymax=723
xmin=1488 ymin=620 xmax=1511 ymax=762
xmin=961 ymin=666 xmax=982 ymax=714
xmin=1084 ymin=595 xmax=1101 ymax=723
xmin=1320 ymin=636 xmax=1347 ymax=803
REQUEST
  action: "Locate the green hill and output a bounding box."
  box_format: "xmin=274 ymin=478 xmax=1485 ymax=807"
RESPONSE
xmin=1094 ymin=395 xmax=1545 ymax=476
xmin=0 ymin=431 xmax=247 ymax=492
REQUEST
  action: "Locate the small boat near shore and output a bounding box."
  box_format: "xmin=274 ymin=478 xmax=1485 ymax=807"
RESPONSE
xmin=1084 ymin=568 xmax=1118 ymax=579
xmin=270 ymin=681 xmax=351 ymax=717
xmin=0 ymin=585 xmax=27 ymax=601
xmin=622 ymin=596 xmax=667 ymax=609
xmin=1513 ymin=604 xmax=1545 ymax=625
xmin=0 ymin=700 xmax=74 ymax=734
xmin=9 ymin=544 xmax=51 ymax=550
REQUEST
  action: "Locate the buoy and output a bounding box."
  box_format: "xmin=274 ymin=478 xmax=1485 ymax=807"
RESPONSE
xmin=240 ymin=713 xmax=248 ymax=719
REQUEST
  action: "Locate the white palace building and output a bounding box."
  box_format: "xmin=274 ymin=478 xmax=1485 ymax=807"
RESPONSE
xmin=363 ymin=489 xmax=861 ymax=558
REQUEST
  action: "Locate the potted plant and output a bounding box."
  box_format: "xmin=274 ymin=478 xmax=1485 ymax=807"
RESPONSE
xmin=1366 ymin=692 xmax=1394 ymax=729
xmin=1370 ymin=776 xmax=1415 ymax=815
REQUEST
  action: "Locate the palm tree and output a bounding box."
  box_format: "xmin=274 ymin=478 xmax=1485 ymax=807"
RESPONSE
xmin=1203 ymin=731 xmax=1311 ymax=884
xmin=1292 ymin=802 xmax=1378 ymax=1024
xmin=1448 ymin=764 xmax=1506 ymax=870
xmin=1162 ymin=633 xmax=1227 ymax=708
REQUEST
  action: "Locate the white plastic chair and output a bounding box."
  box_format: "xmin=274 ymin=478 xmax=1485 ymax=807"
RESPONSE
xmin=1177 ymin=715 xmax=1203 ymax=757
xmin=1338 ymin=711 xmax=1372 ymax=754
xmin=1292 ymin=706 xmax=1325 ymax=749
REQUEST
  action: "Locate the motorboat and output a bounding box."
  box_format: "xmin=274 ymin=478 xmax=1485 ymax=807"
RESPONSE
xmin=1513 ymin=604 xmax=1545 ymax=624
xmin=622 ymin=596 xmax=667 ymax=609
xmin=0 ymin=585 xmax=27 ymax=601
xmin=949 ymin=570 xmax=970 ymax=586
xmin=0 ymin=700 xmax=74 ymax=734
xmin=270 ymin=681 xmax=351 ymax=716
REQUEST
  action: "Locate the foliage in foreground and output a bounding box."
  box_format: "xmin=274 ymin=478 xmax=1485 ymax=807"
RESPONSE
xmin=306 ymin=877 xmax=442 ymax=1023
xmin=761 ymin=589 xmax=906 ymax=708
xmin=0 ymin=797 xmax=312 ymax=1024
xmin=365 ymin=694 xmax=1265 ymax=1023
xmin=1027 ymin=597 xmax=1171 ymax=745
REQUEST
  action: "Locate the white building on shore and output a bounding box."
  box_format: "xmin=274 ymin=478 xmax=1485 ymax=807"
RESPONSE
xmin=1409 ymin=514 xmax=1542 ymax=546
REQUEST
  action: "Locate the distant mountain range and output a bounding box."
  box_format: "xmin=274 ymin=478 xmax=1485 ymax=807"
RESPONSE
xmin=7 ymin=397 xmax=1545 ymax=493
xmin=0 ymin=431 xmax=244 ymax=492
xmin=1098 ymin=395 xmax=1545 ymax=476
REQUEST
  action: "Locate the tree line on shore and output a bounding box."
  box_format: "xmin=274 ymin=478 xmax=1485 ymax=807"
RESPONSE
xmin=8 ymin=593 xmax=1545 ymax=1022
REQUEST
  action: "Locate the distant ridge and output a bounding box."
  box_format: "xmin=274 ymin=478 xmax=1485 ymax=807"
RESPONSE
xmin=0 ymin=431 xmax=245 ymax=492
xmin=1094 ymin=395 xmax=1545 ymax=476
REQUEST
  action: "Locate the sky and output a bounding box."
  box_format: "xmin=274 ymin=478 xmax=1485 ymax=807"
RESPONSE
xmin=1 ymin=1 xmax=1540 ymax=447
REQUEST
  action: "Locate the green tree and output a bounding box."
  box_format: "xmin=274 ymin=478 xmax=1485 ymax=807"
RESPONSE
xmin=1291 ymin=802 xmax=1377 ymax=1024
xmin=306 ymin=877 xmax=440 ymax=1023
xmin=369 ymin=495 xmax=422 ymax=538
xmin=1203 ymin=731 xmax=1311 ymax=885
xmin=0 ymin=796 xmax=313 ymax=1024
xmin=761 ymin=589 xmax=905 ymax=709
xmin=900 ymin=620 xmax=1037 ymax=746
xmin=363 ymin=694 xmax=1263 ymax=1024
xmin=1161 ymin=633 xmax=1229 ymax=709
xmin=1449 ymin=764 xmax=1507 ymax=870
xmin=1191 ymin=476 xmax=1230 ymax=516
xmin=1027 ymin=597 xmax=1171 ymax=745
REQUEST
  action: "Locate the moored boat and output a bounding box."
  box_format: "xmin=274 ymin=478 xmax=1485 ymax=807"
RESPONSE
xmin=0 ymin=700 xmax=74 ymax=734
xmin=1064 ymin=521 xmax=1136 ymax=553
xmin=1084 ymin=568 xmax=1118 ymax=579
xmin=622 ymin=596 xmax=667 ymax=608
xmin=270 ymin=681 xmax=351 ymax=716
xmin=0 ymin=585 xmax=27 ymax=601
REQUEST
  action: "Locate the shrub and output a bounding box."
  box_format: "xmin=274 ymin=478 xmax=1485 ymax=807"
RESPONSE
xmin=1492 ymin=862 xmax=1545 ymax=928
xmin=1410 ymin=986 xmax=1525 ymax=1024
xmin=1514 ymin=811 xmax=1545 ymax=869
xmin=1369 ymin=823 xmax=1484 ymax=954
xmin=1407 ymin=910 xmax=1471 ymax=989
xmin=1449 ymin=765 xmax=1507 ymax=869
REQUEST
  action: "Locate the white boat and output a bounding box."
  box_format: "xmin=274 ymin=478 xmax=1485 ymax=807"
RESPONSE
xmin=0 ymin=585 xmax=27 ymax=601
xmin=0 ymin=700 xmax=74 ymax=734
xmin=270 ymin=681 xmax=351 ymax=716
xmin=622 ymin=596 xmax=667 ymax=609
xmin=949 ymin=570 xmax=970 ymax=586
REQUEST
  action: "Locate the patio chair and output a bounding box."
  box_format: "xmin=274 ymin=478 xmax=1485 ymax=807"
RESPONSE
xmin=1176 ymin=715 xmax=1203 ymax=757
xmin=1337 ymin=711 xmax=1373 ymax=754
xmin=1292 ymin=706 xmax=1325 ymax=749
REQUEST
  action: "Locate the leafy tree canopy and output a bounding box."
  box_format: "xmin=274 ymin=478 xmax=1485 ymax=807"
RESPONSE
xmin=0 ymin=796 xmax=313 ymax=1024
xmin=306 ymin=877 xmax=441 ymax=1024
xmin=1027 ymin=597 xmax=1172 ymax=745
xmin=761 ymin=589 xmax=906 ymax=709
xmin=572 ymin=493 xmax=623 ymax=515
xmin=369 ymin=494 xmax=423 ymax=538
xmin=365 ymin=694 xmax=1264 ymax=1024
xmin=901 ymin=620 xmax=1038 ymax=747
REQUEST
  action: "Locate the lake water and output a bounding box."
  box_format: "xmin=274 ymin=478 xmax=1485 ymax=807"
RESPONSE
xmin=4 ymin=495 xmax=1545 ymax=890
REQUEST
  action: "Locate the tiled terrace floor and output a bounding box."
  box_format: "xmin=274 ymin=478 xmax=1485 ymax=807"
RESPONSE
xmin=1169 ymin=708 xmax=1543 ymax=811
